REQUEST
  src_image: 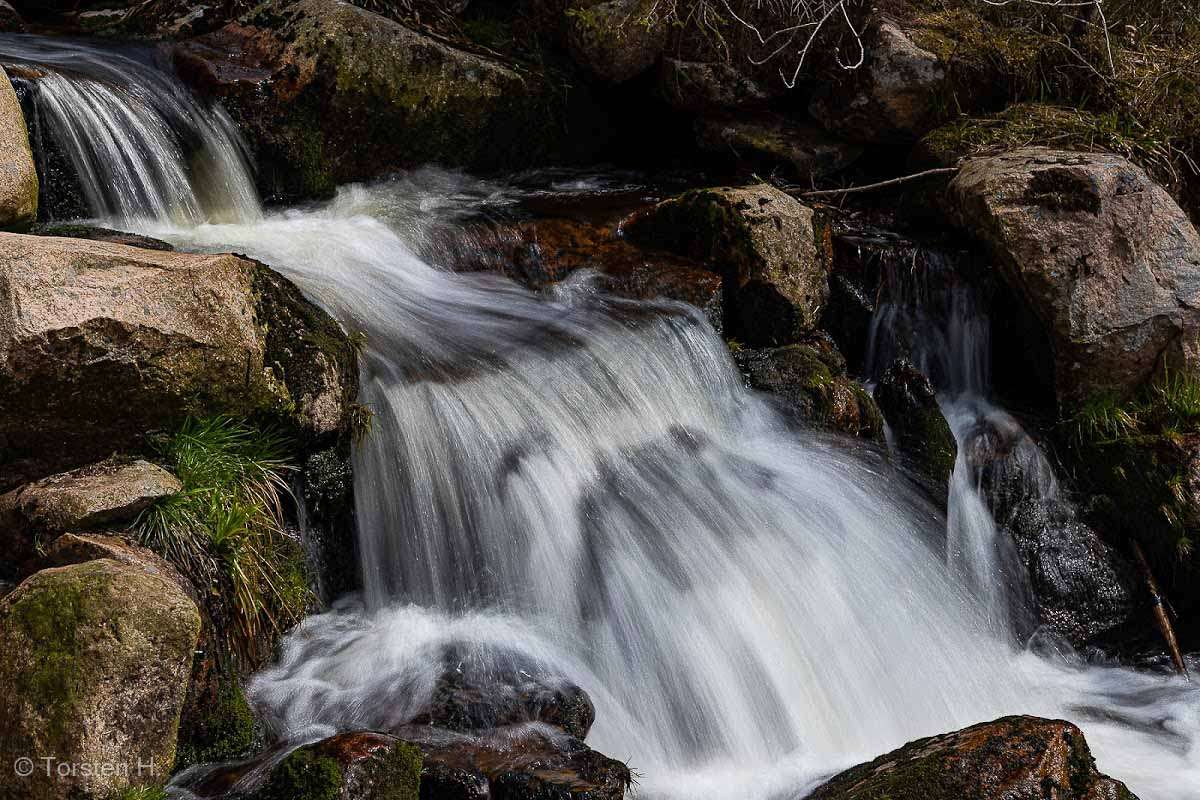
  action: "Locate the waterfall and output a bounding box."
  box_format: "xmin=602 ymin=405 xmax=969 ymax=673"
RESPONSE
xmin=2 ymin=35 xmax=1197 ymax=799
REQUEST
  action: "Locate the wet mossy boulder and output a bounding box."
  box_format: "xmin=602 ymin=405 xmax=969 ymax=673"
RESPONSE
xmin=874 ymin=359 xmax=956 ymax=489
xmin=694 ymin=113 xmax=861 ymax=181
xmin=0 ymin=233 xmax=357 ymax=489
xmin=251 ymin=733 xmax=421 ymax=800
xmin=173 ymin=0 xmax=584 ymax=202
xmin=0 ymin=558 xmax=201 ymax=800
xmin=737 ymin=340 xmax=884 ymax=441
xmin=623 ymin=184 xmax=827 ymax=347
xmin=0 ymin=64 xmax=37 ymax=228
xmin=942 ymin=148 xmax=1200 ymax=409
xmin=806 ymin=715 xmax=1138 ymax=800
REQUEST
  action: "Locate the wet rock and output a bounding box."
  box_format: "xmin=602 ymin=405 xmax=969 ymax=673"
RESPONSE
xmin=942 ymin=148 xmax=1200 ymax=408
xmin=874 ymin=359 xmax=956 ymax=488
xmin=657 ymin=57 xmax=771 ymax=112
xmin=0 ymin=558 xmax=200 ymax=800
xmin=173 ymin=0 xmax=581 ymax=201
xmin=0 ymin=233 xmax=357 ymax=489
xmin=969 ymin=422 xmax=1137 ymax=649
xmin=396 ymin=723 xmax=631 ymax=800
xmin=413 ymin=666 xmax=596 ymax=740
xmin=251 ymin=732 xmax=422 ymax=800
xmin=0 ymin=459 xmax=180 ymax=567
xmin=34 ymin=532 xmax=199 ymax=600
xmin=809 ymin=17 xmax=946 ymax=144
xmin=0 ymin=64 xmax=37 ymax=227
xmin=30 ymin=222 xmax=174 ymax=250
xmin=737 ymin=340 xmax=884 ymax=440
xmin=623 ymin=184 xmax=826 ymax=347
xmin=694 ymin=113 xmax=861 ymax=181
xmin=566 ymin=0 xmax=667 ymax=84
xmin=806 ymin=715 xmax=1138 ymax=800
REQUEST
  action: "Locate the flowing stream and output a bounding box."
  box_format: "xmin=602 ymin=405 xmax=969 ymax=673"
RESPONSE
xmin=2 ymin=35 xmax=1198 ymax=800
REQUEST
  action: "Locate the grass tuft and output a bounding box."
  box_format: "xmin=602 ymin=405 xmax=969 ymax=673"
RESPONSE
xmin=135 ymin=416 xmax=311 ymax=662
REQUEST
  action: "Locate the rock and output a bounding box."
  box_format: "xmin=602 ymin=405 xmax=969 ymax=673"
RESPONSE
xmin=30 ymin=223 xmax=174 ymax=250
xmin=809 ymin=17 xmax=946 ymax=144
xmin=251 ymin=732 xmax=421 ymax=800
xmin=806 ymin=715 xmax=1138 ymax=800
xmin=737 ymin=340 xmax=884 ymax=440
xmin=396 ymin=724 xmax=630 ymax=800
xmin=0 ymin=558 xmax=201 ymax=800
xmin=623 ymin=185 xmax=826 ymax=347
xmin=0 ymin=459 xmax=181 ymax=567
xmin=694 ymin=113 xmax=861 ymax=180
xmin=412 ymin=665 xmax=596 ymax=740
xmin=34 ymin=532 xmax=199 ymax=601
xmin=185 ymin=725 xmax=629 ymax=800
xmin=0 ymin=233 xmax=357 ymax=489
xmin=566 ymin=0 xmax=667 ymax=84
xmin=173 ymin=0 xmax=580 ymax=201
xmin=0 ymin=0 xmax=25 ymax=31
xmin=874 ymin=359 xmax=957 ymax=488
xmin=0 ymin=65 xmax=37 ymax=228
xmin=657 ymin=58 xmax=771 ymax=112
xmin=602 ymin=263 xmax=724 ymax=334
xmin=942 ymin=148 xmax=1200 ymax=408
xmin=969 ymin=421 xmax=1137 ymax=647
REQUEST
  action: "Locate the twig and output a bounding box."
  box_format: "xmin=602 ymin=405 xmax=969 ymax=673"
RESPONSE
xmin=792 ymin=166 xmax=960 ymax=198
xmin=1132 ymin=540 xmax=1190 ymax=680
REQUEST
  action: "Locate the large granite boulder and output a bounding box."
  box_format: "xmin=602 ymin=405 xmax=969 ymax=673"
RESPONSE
xmin=173 ymin=0 xmax=580 ymax=201
xmin=806 ymin=715 xmax=1138 ymax=800
xmin=0 ymin=558 xmax=201 ymax=800
xmin=623 ymin=184 xmax=827 ymax=346
xmin=0 ymin=233 xmax=357 ymax=489
xmin=0 ymin=64 xmax=37 ymax=228
xmin=942 ymin=148 xmax=1200 ymax=408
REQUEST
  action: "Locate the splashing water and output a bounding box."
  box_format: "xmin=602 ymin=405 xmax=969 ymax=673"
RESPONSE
xmin=3 ymin=36 xmax=1197 ymax=799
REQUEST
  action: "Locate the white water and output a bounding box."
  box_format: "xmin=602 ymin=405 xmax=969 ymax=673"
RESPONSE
xmin=3 ymin=37 xmax=1198 ymax=799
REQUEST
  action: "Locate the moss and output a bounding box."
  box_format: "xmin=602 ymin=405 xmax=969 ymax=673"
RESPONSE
xmin=371 ymin=741 xmax=423 ymax=800
xmin=253 ymin=749 xmax=344 ymax=800
xmin=174 ymin=675 xmax=258 ymax=770
xmin=106 ymin=786 xmax=167 ymax=800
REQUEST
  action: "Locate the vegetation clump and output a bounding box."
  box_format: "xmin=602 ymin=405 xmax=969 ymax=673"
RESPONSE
xmin=134 ymin=416 xmax=312 ymax=663
xmin=1065 ymin=368 xmax=1200 ymax=581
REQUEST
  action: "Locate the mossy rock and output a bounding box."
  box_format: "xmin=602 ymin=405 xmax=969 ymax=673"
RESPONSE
xmin=252 ymin=733 xmax=422 ymax=800
xmin=873 ymin=358 xmax=956 ymax=489
xmin=174 ymin=674 xmax=259 ymax=771
xmin=737 ymin=341 xmax=885 ymax=441
xmin=806 ymin=715 xmax=1138 ymax=800
xmin=173 ymin=0 xmax=593 ymax=202
xmin=0 ymin=559 xmax=200 ymax=800
xmin=624 ymin=185 xmax=826 ymax=347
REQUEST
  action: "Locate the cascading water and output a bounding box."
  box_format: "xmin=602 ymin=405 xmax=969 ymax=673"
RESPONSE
xmin=3 ymin=35 xmax=1197 ymax=799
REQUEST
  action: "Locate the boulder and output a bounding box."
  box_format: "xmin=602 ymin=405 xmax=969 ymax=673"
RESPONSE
xmin=623 ymin=185 xmax=827 ymax=347
xmin=0 ymin=233 xmax=357 ymax=489
xmin=0 ymin=64 xmax=37 ymax=228
xmin=184 ymin=725 xmax=630 ymax=800
xmin=942 ymin=148 xmax=1200 ymax=408
xmin=0 ymin=459 xmax=180 ymax=568
xmin=251 ymin=733 xmax=421 ymax=800
xmin=809 ymin=17 xmax=946 ymax=144
xmin=737 ymin=340 xmax=884 ymax=440
xmin=173 ymin=0 xmax=580 ymax=201
xmin=0 ymin=558 xmax=201 ymax=800
xmin=412 ymin=665 xmax=596 ymax=740
xmin=0 ymin=0 xmax=25 ymax=31
xmin=30 ymin=223 xmax=174 ymax=251
xmin=34 ymin=532 xmax=199 ymax=601
xmin=657 ymin=57 xmax=772 ymax=112
xmin=694 ymin=113 xmax=861 ymax=180
xmin=874 ymin=359 xmax=957 ymax=489
xmin=566 ymin=0 xmax=667 ymax=84
xmin=806 ymin=715 xmax=1138 ymax=800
